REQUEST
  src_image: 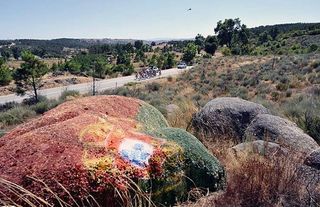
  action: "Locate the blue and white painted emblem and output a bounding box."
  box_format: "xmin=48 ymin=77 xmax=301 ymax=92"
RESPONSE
xmin=119 ymin=138 xmax=154 ymax=168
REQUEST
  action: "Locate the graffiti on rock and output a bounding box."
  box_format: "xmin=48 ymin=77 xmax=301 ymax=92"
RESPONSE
xmin=119 ymin=138 xmax=154 ymax=168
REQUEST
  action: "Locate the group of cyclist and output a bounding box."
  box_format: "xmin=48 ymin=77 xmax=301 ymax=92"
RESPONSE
xmin=135 ymin=66 xmax=161 ymax=81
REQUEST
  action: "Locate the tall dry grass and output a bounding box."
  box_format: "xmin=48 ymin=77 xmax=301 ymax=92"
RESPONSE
xmin=167 ymin=100 xmax=198 ymax=130
xmin=0 ymin=175 xmax=156 ymax=207
xmin=179 ymin=130 xmax=319 ymax=207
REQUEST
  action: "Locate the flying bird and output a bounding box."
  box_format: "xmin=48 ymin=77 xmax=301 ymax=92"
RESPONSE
xmin=187 ymin=8 xmax=192 ymax=11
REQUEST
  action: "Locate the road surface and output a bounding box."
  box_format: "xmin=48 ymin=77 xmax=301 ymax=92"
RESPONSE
xmin=0 ymin=67 xmax=191 ymax=104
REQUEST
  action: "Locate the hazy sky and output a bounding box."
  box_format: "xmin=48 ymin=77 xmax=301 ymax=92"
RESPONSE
xmin=1 ymin=0 xmax=319 ymax=40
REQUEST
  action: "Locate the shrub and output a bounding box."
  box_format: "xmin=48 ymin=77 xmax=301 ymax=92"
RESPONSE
xmin=311 ymin=60 xmax=320 ymax=69
xmin=281 ymin=95 xmax=320 ymax=144
xmin=305 ymin=111 xmax=320 ymax=144
xmin=145 ymin=82 xmax=161 ymax=92
xmin=167 ymin=76 xmax=173 ymax=82
xmin=30 ymin=99 xmax=59 ymax=114
xmin=285 ymin=89 xmax=292 ymax=97
xmin=212 ymin=153 xmax=303 ymax=207
xmin=221 ymin=47 xmax=231 ymax=56
xmin=31 ymin=101 xmax=49 ymax=114
xmin=203 ymin=53 xmax=212 ymax=59
xmin=59 ymin=90 xmax=80 ymax=101
xmin=308 ymin=44 xmax=319 ymax=53
xmin=271 ymin=91 xmax=281 ymax=102
xmin=0 ymin=130 xmax=5 ymax=138
xmin=276 ymin=83 xmax=289 ymax=91
xmin=230 ymin=86 xmax=248 ymax=100
xmin=22 ymin=95 xmax=48 ymax=105
xmin=0 ymin=63 xmax=12 ymax=86
xmin=0 ymin=102 xmax=18 ymax=112
xmin=0 ymin=106 xmax=36 ymax=126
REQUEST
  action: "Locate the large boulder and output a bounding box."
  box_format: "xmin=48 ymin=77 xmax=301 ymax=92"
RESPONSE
xmin=245 ymin=114 xmax=319 ymax=154
xmin=0 ymin=95 xmax=225 ymax=206
xmin=192 ymin=97 xmax=269 ymax=142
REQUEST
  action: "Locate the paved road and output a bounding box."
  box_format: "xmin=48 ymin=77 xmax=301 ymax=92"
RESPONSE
xmin=0 ymin=67 xmax=191 ymax=104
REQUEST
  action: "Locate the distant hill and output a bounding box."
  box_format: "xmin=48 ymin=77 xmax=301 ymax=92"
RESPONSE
xmin=250 ymin=22 xmax=320 ymax=35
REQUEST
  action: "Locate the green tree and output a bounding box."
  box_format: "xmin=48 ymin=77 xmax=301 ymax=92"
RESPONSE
xmin=92 ymin=57 xmax=109 ymax=78
xmin=269 ymin=27 xmax=279 ymax=40
xmin=164 ymin=52 xmax=175 ymax=69
xmin=134 ymin=50 xmax=145 ymax=62
xmin=65 ymin=60 xmax=81 ymax=74
xmin=214 ymin=18 xmax=248 ymax=48
xmin=124 ymin=43 xmax=134 ymax=54
xmin=195 ymin=34 xmax=205 ymax=53
xmin=13 ymin=51 xmax=49 ymax=102
xmin=117 ymin=52 xmax=131 ymax=66
xmin=0 ymin=58 xmax=12 ymax=86
xmin=204 ymin=35 xmax=218 ymax=55
xmin=258 ymin=32 xmax=272 ymax=44
xmin=156 ymin=55 xmax=165 ymax=69
xmin=182 ymin=43 xmax=197 ymax=64
xmin=148 ymin=54 xmax=158 ymax=66
xmin=134 ymin=40 xmax=144 ymax=50
xmin=0 ymin=48 xmax=10 ymax=60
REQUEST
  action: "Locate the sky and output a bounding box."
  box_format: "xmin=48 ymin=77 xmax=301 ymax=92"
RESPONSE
xmin=0 ymin=0 xmax=319 ymax=40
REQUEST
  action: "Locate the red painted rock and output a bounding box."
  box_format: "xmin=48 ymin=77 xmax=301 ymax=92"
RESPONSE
xmin=0 ymin=95 xmax=225 ymax=206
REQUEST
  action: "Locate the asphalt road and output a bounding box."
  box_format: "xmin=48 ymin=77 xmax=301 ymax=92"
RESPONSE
xmin=0 ymin=67 xmax=191 ymax=104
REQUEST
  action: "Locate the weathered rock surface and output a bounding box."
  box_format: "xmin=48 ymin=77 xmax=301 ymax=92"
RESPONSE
xmin=231 ymin=140 xmax=288 ymax=157
xmin=305 ymin=148 xmax=320 ymax=170
xmin=0 ymin=95 xmax=225 ymax=206
xmin=192 ymin=97 xmax=269 ymax=142
xmin=245 ymin=114 xmax=319 ymax=154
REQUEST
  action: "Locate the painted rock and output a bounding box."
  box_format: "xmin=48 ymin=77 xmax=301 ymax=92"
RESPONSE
xmin=0 ymin=95 xmax=225 ymax=206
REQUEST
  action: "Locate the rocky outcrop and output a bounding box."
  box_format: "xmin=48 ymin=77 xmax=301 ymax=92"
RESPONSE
xmin=0 ymin=95 xmax=225 ymax=206
xmin=192 ymin=97 xmax=269 ymax=142
xmin=305 ymin=148 xmax=320 ymax=170
xmin=245 ymin=114 xmax=319 ymax=154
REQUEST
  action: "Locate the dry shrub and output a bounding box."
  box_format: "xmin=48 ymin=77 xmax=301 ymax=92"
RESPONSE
xmin=167 ymin=100 xmax=198 ymax=129
xmin=178 ymin=131 xmax=315 ymax=207
xmin=214 ymin=152 xmax=303 ymax=207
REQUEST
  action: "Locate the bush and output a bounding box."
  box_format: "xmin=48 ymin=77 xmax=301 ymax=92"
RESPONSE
xmin=22 ymin=95 xmax=48 ymax=105
xmin=203 ymin=53 xmax=212 ymax=59
xmin=311 ymin=60 xmax=320 ymax=69
xmin=305 ymin=111 xmax=320 ymax=144
xmin=31 ymin=101 xmax=50 ymax=114
xmin=213 ymin=153 xmax=303 ymax=206
xmin=308 ymin=44 xmax=318 ymax=53
xmin=145 ymin=82 xmax=161 ymax=92
xmin=0 ymin=130 xmax=6 ymax=138
xmin=0 ymin=102 xmax=18 ymax=112
xmin=221 ymin=47 xmax=231 ymax=56
xmin=276 ymin=83 xmax=289 ymax=91
xmin=32 ymin=99 xmax=60 ymax=114
xmin=59 ymin=90 xmax=80 ymax=101
xmin=0 ymin=106 xmax=36 ymax=126
xmin=281 ymin=95 xmax=320 ymax=144
xmin=0 ymin=63 xmax=12 ymax=86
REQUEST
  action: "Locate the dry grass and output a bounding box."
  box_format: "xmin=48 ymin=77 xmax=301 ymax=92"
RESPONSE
xmin=178 ymin=130 xmax=319 ymax=207
xmin=167 ymin=100 xmax=198 ymax=129
xmin=0 ymin=175 xmax=156 ymax=207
